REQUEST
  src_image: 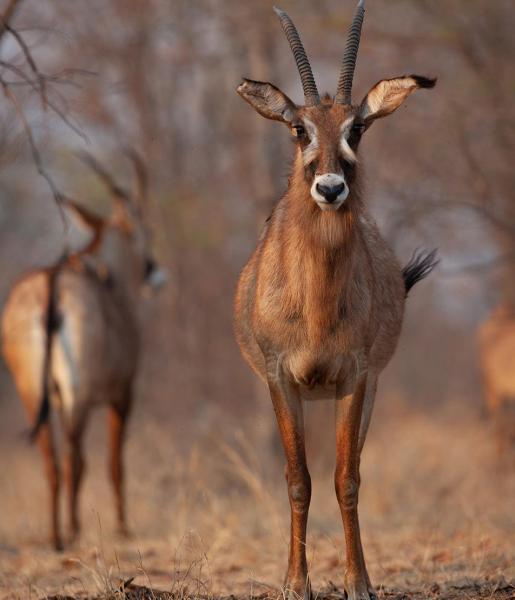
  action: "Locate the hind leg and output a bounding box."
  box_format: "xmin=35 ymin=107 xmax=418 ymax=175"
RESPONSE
xmin=62 ymin=415 xmax=87 ymax=542
xmin=108 ymin=395 xmax=132 ymax=536
xmin=37 ymin=422 xmax=63 ymax=551
xmin=17 ymin=387 xmax=62 ymax=550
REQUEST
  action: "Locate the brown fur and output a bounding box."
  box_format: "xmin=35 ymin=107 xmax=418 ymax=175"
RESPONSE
xmin=2 ymin=193 xmax=160 ymax=550
xmin=235 ymin=72 xmax=434 ymax=600
xmin=235 ymin=102 xmax=405 ymax=392
xmin=478 ymin=305 xmax=515 ymax=455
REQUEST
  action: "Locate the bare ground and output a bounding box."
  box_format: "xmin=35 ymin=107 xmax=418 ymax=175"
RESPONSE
xmin=44 ymin=579 xmax=515 ymax=600
xmin=0 ymin=404 xmax=514 ymax=600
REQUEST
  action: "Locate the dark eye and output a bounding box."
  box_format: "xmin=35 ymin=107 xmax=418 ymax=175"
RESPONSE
xmin=292 ymin=124 xmax=306 ymax=138
xmin=339 ymin=157 xmax=354 ymax=171
xmin=352 ymin=122 xmax=365 ymax=135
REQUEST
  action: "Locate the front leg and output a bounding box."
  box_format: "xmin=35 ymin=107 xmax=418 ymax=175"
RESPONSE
xmin=335 ymin=375 xmax=377 ymax=600
xmin=268 ymin=373 xmax=311 ymax=600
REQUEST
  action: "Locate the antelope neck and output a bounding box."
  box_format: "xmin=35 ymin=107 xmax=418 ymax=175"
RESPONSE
xmin=282 ymin=190 xmax=360 ymax=343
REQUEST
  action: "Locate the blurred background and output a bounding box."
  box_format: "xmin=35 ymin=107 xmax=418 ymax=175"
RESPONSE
xmin=0 ymin=1 xmax=513 ymax=598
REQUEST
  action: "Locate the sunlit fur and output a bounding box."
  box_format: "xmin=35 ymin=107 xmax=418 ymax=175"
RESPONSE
xmin=236 ymin=70 xmax=435 ymax=600
xmin=479 ymin=306 xmax=515 ymax=454
xmin=1 ymin=200 xmax=158 ymax=550
xmin=235 ymin=97 xmax=405 ymax=392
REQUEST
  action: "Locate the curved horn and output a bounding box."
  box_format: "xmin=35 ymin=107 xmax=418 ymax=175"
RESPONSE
xmin=274 ymin=7 xmax=320 ymax=106
xmin=123 ymin=147 xmax=148 ymax=210
xmin=335 ymin=0 xmax=365 ymax=105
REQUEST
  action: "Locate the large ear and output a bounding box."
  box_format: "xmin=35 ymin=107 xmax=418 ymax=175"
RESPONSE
xmin=63 ymin=199 xmax=104 ymax=233
xmin=359 ymin=75 xmax=436 ymax=124
xmin=237 ymin=78 xmax=298 ymax=124
xmin=62 ymin=199 xmax=105 ymax=255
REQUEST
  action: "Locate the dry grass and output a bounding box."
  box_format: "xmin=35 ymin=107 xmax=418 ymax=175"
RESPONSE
xmin=0 ymin=401 xmax=513 ymax=600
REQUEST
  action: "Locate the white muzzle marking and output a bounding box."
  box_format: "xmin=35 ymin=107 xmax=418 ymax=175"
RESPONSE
xmin=311 ymin=173 xmax=349 ymax=211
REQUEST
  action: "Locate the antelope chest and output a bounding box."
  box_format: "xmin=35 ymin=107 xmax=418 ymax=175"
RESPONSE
xmin=255 ymin=298 xmax=369 ymax=394
xmin=284 ymin=347 xmax=362 ymax=396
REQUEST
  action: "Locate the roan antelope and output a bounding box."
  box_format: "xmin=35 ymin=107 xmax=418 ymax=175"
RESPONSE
xmin=478 ymin=305 xmax=515 ymax=455
xmin=234 ymin=2 xmax=437 ymax=599
xmin=2 ymin=152 xmax=166 ymax=550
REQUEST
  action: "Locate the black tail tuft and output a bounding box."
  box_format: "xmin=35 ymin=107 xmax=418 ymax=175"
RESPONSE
xmin=410 ymin=74 xmax=437 ymax=89
xmin=402 ymin=248 xmax=439 ymax=296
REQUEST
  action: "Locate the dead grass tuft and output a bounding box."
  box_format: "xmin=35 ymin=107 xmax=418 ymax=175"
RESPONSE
xmin=0 ymin=406 xmax=513 ymax=600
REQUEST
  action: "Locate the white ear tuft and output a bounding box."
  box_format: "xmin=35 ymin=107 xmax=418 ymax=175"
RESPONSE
xmin=360 ymin=75 xmax=436 ymax=123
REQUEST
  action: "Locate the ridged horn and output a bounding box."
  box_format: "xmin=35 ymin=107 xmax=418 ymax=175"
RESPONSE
xmin=274 ymin=7 xmax=320 ymax=106
xmin=335 ymin=0 xmax=365 ymax=105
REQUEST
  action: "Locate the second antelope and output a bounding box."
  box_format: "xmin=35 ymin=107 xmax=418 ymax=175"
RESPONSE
xmin=2 ymin=152 xmax=166 ymax=550
xmin=235 ymin=2 xmax=437 ymax=599
xmin=478 ymin=305 xmax=515 ymax=455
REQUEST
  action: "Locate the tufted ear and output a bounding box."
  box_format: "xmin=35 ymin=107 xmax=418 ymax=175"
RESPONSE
xmin=359 ymin=75 xmax=436 ymax=125
xmin=237 ymin=78 xmax=298 ymax=124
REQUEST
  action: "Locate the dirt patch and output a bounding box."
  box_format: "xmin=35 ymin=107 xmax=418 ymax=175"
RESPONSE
xmin=1 ymin=416 xmax=514 ymax=600
xmin=45 ymin=578 xmax=515 ymax=600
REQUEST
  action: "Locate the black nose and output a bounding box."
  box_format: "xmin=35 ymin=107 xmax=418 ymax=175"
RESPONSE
xmin=316 ymin=182 xmax=345 ymax=203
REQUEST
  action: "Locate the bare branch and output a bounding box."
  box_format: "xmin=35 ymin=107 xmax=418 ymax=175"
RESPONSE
xmin=0 ymin=59 xmax=88 ymax=141
xmin=76 ymin=150 xmax=131 ymax=203
xmin=2 ymin=22 xmax=47 ymax=108
xmin=0 ymin=9 xmax=90 ymax=208
xmin=0 ymin=0 xmax=22 ymax=41
xmin=0 ymin=75 xmax=67 ymax=227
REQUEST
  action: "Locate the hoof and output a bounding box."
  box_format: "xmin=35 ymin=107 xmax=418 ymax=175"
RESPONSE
xmin=343 ymin=580 xmax=377 ymax=600
xmin=117 ymin=526 xmax=132 ymax=540
xmin=284 ymin=578 xmax=311 ymax=600
xmin=53 ymin=539 xmax=64 ymax=552
xmin=344 ymin=593 xmax=375 ymax=600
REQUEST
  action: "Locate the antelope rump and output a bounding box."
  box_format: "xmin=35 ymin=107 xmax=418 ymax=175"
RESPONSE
xmin=1 ymin=153 xmax=166 ymax=550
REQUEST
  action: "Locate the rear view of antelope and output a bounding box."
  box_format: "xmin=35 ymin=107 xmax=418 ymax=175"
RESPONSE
xmin=478 ymin=305 xmax=515 ymax=455
xmin=2 ymin=153 xmax=166 ymax=550
xmin=234 ymin=2 xmax=437 ymax=599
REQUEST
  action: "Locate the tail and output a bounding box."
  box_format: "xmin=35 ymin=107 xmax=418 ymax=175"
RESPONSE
xmin=29 ymin=266 xmax=62 ymax=442
xmin=402 ymin=249 xmax=439 ymax=297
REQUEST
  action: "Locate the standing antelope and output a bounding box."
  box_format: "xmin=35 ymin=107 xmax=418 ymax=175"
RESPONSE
xmin=2 ymin=153 xmax=166 ymax=550
xmin=478 ymin=305 xmax=515 ymax=455
xmin=234 ymin=2 xmax=437 ymax=599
